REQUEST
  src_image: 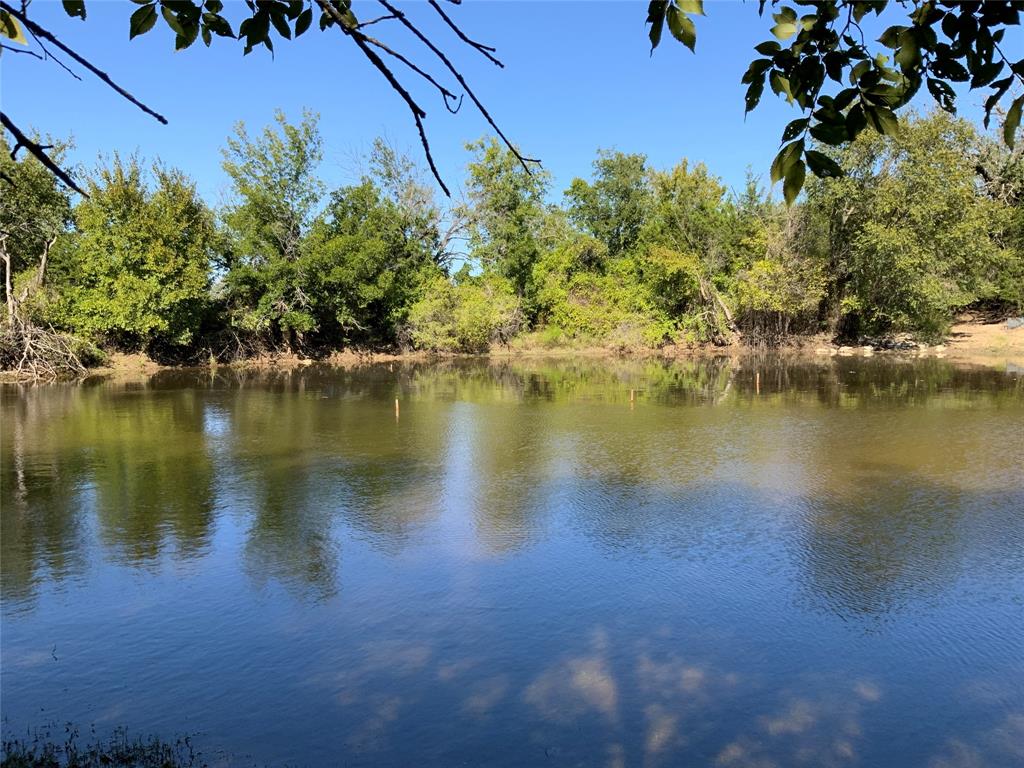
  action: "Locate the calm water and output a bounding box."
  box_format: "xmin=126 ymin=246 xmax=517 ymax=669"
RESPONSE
xmin=2 ymin=357 xmax=1022 ymax=767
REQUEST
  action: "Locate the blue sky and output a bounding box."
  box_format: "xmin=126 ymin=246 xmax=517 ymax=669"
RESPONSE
xmin=2 ymin=1 xmax=1020 ymax=204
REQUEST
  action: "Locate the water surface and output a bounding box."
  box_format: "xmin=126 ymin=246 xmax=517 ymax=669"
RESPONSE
xmin=2 ymin=357 xmax=1023 ymax=767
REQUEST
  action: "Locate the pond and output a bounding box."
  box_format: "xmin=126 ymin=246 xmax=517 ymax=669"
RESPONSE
xmin=2 ymin=357 xmax=1022 ymax=767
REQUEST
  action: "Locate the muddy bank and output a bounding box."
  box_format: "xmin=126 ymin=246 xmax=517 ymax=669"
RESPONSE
xmin=2 ymin=320 xmax=1022 ymax=384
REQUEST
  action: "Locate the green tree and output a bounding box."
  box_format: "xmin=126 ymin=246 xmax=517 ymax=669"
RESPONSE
xmin=300 ymin=179 xmax=441 ymax=346
xmin=220 ymin=109 xmax=324 ymax=349
xmin=565 ymin=150 xmax=651 ymax=258
xmin=0 ymin=137 xmax=73 ymax=327
xmin=47 ymin=155 xmax=216 ymax=350
xmin=806 ymin=111 xmax=1006 ymax=340
xmin=637 ymin=160 xmax=741 ymax=343
xmin=463 ymin=138 xmax=551 ymax=310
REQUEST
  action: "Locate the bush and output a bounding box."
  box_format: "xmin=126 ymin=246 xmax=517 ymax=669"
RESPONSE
xmin=405 ymin=274 xmax=523 ymax=353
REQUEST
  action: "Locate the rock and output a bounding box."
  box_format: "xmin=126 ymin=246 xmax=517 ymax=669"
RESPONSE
xmin=1007 ymin=317 xmax=1024 ymax=330
xmin=861 ymin=346 xmax=874 ymax=355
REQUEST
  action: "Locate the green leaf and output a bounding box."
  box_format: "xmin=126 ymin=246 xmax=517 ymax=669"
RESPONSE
xmin=984 ymin=76 xmax=1014 ymax=128
xmin=62 ymin=0 xmax=86 ymax=20
xmin=783 ymin=158 xmax=805 ymax=205
xmin=129 ymin=4 xmax=158 ymax=39
xmin=270 ymin=10 xmax=292 ymax=40
xmin=809 ymin=121 xmax=848 ymax=145
xmin=782 ymin=118 xmax=808 ymax=141
xmin=203 ymin=12 xmax=234 ymax=38
xmin=865 ymin=105 xmax=899 ymax=136
xmin=295 ymin=8 xmax=313 ymax=37
xmin=1005 ymin=95 xmax=1023 ymax=149
xmin=666 ymin=6 xmax=696 ymax=52
xmin=878 ymin=25 xmax=907 ymax=49
xmin=769 ymin=71 xmax=793 ymax=103
xmin=805 ymin=150 xmax=843 ymax=179
xmin=678 ymin=0 xmax=704 ymax=15
xmin=770 ymin=139 xmax=803 ymax=184
xmin=771 ymin=20 xmax=797 ymax=40
xmin=205 ymin=0 xmax=223 ymax=12
xmin=647 ymin=0 xmax=668 ymax=51
xmin=970 ymin=60 xmax=1004 ymax=89
xmin=926 ymin=77 xmax=956 ymax=113
xmin=771 ymin=6 xmax=797 ymax=39
xmin=0 ymin=9 xmax=26 ymax=44
xmin=161 ymin=5 xmax=186 ymax=37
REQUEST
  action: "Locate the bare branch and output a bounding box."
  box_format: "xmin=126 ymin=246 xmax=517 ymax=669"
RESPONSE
xmin=0 ymin=0 xmax=167 ymax=125
xmin=0 ymin=112 xmax=86 ymax=196
xmin=355 ymin=30 xmax=463 ymax=114
xmin=428 ymin=0 xmax=503 ymax=68
xmin=355 ymin=14 xmax=397 ymax=29
xmin=0 ymin=43 xmax=43 ymax=59
xmin=313 ymin=0 xmax=451 ymax=196
xmin=377 ymin=0 xmax=540 ymax=173
xmin=22 ymin=23 xmax=82 ymax=81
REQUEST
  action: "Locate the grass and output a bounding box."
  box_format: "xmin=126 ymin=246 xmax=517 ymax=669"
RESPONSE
xmin=1 ymin=726 xmax=204 ymax=768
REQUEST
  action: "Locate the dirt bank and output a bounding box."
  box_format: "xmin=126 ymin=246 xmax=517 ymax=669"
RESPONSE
xmin=3 ymin=320 xmax=1022 ymax=383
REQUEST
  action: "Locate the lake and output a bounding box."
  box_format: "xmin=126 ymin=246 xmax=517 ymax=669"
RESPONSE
xmin=2 ymin=356 xmax=1022 ymax=767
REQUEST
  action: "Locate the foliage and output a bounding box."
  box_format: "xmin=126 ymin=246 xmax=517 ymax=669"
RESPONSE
xmin=648 ymin=0 xmax=1024 ymax=201
xmin=565 ymin=151 xmax=651 ymax=257
xmin=2 ymin=109 xmax=1022 ymax=374
xmin=462 ymin=138 xmax=551 ymax=309
xmin=805 ymin=111 xmax=1007 ymax=340
xmin=637 ymin=160 xmax=742 ymax=343
xmin=44 ymin=155 xmax=216 ymax=350
xmin=732 ymin=207 xmax=826 ymax=343
xmin=405 ymin=272 xmax=523 ymax=353
xmin=532 ymin=236 xmax=674 ymax=349
xmin=300 ymin=180 xmax=442 ymax=346
xmin=0 ymin=138 xmax=72 ymax=286
xmin=219 ymin=109 xmax=324 ymax=347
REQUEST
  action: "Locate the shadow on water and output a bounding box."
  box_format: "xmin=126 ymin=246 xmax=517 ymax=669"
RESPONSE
xmin=1 ymin=356 xmax=1022 ymax=767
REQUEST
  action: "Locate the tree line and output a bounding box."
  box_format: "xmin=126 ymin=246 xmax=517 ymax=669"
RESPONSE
xmin=1 ymin=108 xmax=1021 ymax=373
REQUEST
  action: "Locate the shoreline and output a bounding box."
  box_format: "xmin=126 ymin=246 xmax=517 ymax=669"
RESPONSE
xmin=2 ymin=320 xmax=1022 ymax=384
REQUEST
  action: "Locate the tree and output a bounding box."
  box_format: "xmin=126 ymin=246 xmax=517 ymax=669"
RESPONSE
xmin=463 ymin=138 xmax=552 ymax=310
xmin=638 ymin=160 xmax=740 ymax=343
xmin=47 ymin=155 xmax=216 ymax=350
xmin=220 ymin=109 xmax=324 ymax=349
xmin=805 ymin=110 xmax=1006 ymax=340
xmin=565 ymin=151 xmax=651 ymax=258
xmin=0 ymin=137 xmax=72 ymax=327
xmin=301 ymin=179 xmax=442 ymax=346
xmin=648 ymin=0 xmax=1024 ymax=201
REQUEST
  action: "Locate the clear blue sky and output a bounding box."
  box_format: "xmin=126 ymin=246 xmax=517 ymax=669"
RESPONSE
xmin=2 ymin=1 xmax=1019 ymax=204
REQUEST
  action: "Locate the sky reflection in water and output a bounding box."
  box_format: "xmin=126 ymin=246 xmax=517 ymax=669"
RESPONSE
xmin=2 ymin=357 xmax=1022 ymax=767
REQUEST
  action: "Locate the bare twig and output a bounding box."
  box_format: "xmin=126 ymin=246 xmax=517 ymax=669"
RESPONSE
xmin=22 ymin=23 xmax=82 ymax=80
xmin=0 ymin=1 xmax=167 ymax=124
xmin=377 ymin=0 xmax=539 ymax=173
xmin=428 ymin=0 xmax=503 ymax=68
xmin=0 ymin=112 xmax=86 ymax=195
xmin=356 ymin=30 xmax=463 ymax=113
xmin=0 ymin=43 xmax=42 ymax=58
xmin=314 ymin=0 xmax=451 ymax=196
xmin=355 ymin=14 xmax=397 ymax=29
